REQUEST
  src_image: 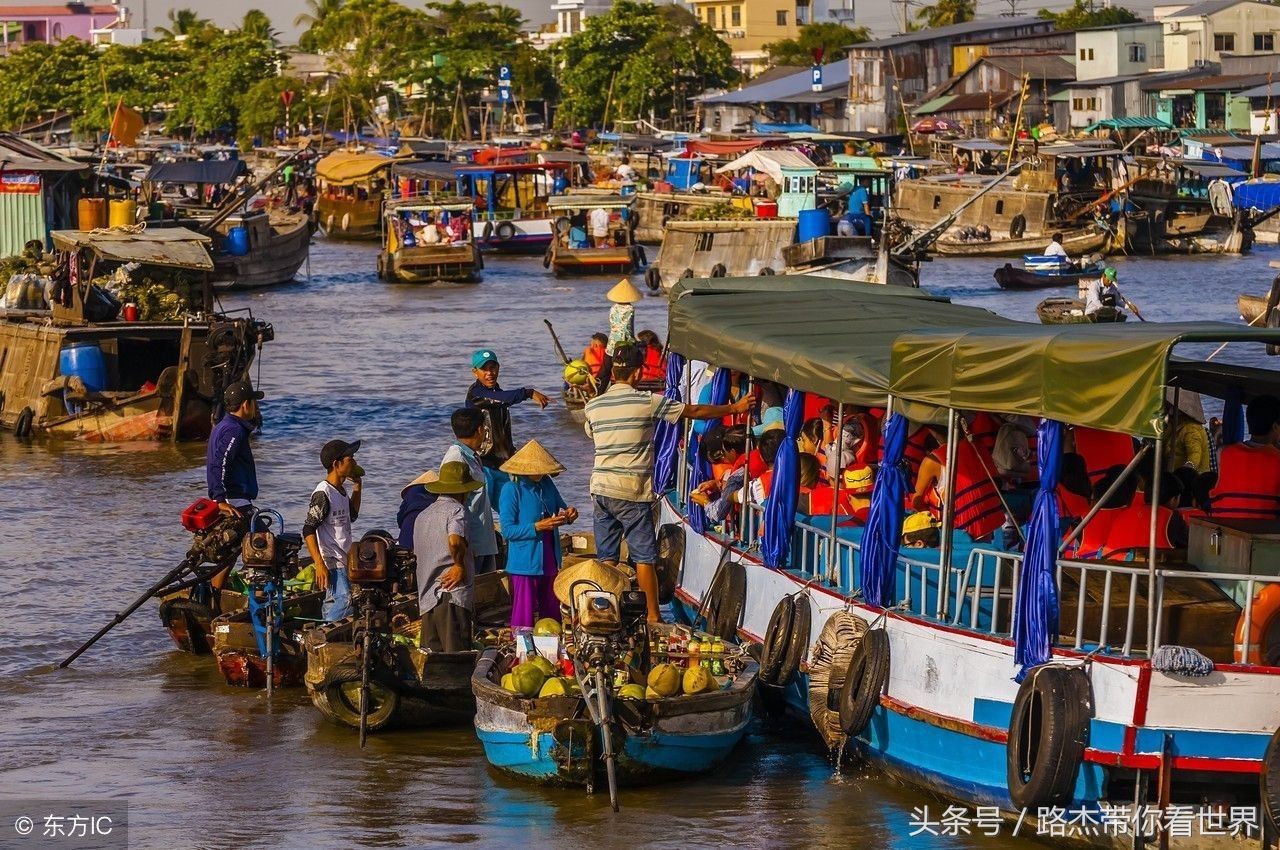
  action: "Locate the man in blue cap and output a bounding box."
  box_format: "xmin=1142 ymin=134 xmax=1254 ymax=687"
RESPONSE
xmin=465 ymin=348 xmax=550 ymax=468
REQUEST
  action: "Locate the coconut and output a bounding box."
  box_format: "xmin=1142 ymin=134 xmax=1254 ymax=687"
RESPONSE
xmin=682 ymin=666 xmax=715 ymax=695
xmin=511 ymin=662 xmax=547 ymax=697
xmin=647 ymin=663 xmax=682 ymax=698
xmin=530 ymin=655 xmax=557 ymax=677
xmin=617 ymin=683 xmax=647 ymax=700
xmin=539 ymin=677 xmax=569 ymax=698
xmin=645 ymin=685 xmax=663 ymax=700
xmin=533 ymin=617 xmax=563 ymax=636
xmin=501 ymin=673 xmax=516 ymax=692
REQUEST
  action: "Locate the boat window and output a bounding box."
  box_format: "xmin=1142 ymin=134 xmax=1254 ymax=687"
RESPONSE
xmin=995 ymin=200 xmax=1004 ymax=215
xmin=932 ymin=195 xmax=941 ymax=209
xmin=695 ymin=233 xmax=715 ymax=252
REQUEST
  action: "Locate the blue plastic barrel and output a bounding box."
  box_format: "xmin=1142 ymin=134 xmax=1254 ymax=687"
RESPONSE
xmin=797 ymin=208 xmax=831 ymax=243
xmin=60 ymin=342 xmax=107 ymax=392
xmin=225 ymin=226 xmax=250 ymax=256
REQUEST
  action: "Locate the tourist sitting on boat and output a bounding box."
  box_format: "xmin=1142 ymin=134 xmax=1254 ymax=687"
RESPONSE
xmin=397 ymin=470 xmax=438 ymax=549
xmin=825 ymin=407 xmax=880 ymax=484
xmin=443 ymin=408 xmax=502 ymax=575
xmin=797 ymin=454 xmax=868 ymax=520
xmin=205 ymin=381 xmax=265 ymax=589
xmin=799 ymin=417 xmax=827 ymax=473
xmin=447 ymin=212 xmax=471 ymax=244
xmin=1084 ymin=268 xmax=1125 ymax=318
xmin=498 ymin=440 xmax=578 ymax=629
xmin=911 ymin=430 xmax=1006 ymax=542
xmin=1043 ymin=232 xmax=1069 ymax=259
xmin=993 ymin=415 xmax=1037 ymax=482
xmin=1069 ymin=465 xmax=1135 ymax=559
xmin=582 ymin=333 xmax=608 ymax=383
xmin=1166 ymin=398 xmax=1213 ymax=508
xmin=583 ymin=343 xmax=755 ymax=621
xmin=1100 ymin=471 xmax=1188 ymax=560
xmin=304 ymin=439 xmax=363 ymax=622
xmin=1209 ymin=394 xmax=1280 ymax=520
xmin=637 ymin=329 xmax=666 ymax=382
xmin=414 ymin=461 xmax=483 ymax=653
xmin=1056 ymin=452 xmax=1093 ymax=527
xmin=465 ymin=348 xmax=551 ymax=469
xmin=590 ymin=206 xmax=611 ymax=248
xmin=691 ymin=425 xmax=749 ymax=524
xmin=1071 ymin=424 xmax=1136 ymax=487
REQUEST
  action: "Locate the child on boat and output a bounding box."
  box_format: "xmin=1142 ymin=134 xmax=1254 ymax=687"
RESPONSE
xmin=303 ymin=439 xmax=363 ymax=622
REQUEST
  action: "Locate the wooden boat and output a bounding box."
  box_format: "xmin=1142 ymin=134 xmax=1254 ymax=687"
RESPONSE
xmin=630 ymin=190 xmax=742 ymax=244
xmin=1240 ymin=293 xmax=1269 ymax=324
xmin=1122 ymin=157 xmax=1252 ymax=255
xmin=472 ymin=625 xmax=758 ymax=789
xmin=994 ymin=258 xmax=1105 ymax=290
xmin=544 ymin=194 xmax=643 ymax=276
xmin=378 ymin=199 xmax=482 ymax=284
xmin=304 ymin=570 xmax=514 ymax=733
xmin=0 ymin=228 xmax=271 ymax=441
xmin=651 ymin=218 xmax=797 ymax=292
xmin=935 ymin=223 xmax=1111 ymax=258
xmin=458 ymin=163 xmax=578 ymax=255
xmin=212 ymin=588 xmax=325 ymax=688
xmin=315 ymin=151 xmax=398 ymax=241
xmin=158 ymin=585 xmax=246 ymax=654
xmin=209 ymin=209 xmax=313 ymax=291
xmin=1036 ymin=297 xmax=1126 ymax=324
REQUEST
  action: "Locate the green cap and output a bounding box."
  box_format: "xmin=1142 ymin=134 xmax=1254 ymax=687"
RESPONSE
xmin=1103 ymin=267 xmax=1117 ymax=281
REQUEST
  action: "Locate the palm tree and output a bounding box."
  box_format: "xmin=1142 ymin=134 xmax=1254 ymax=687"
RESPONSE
xmin=155 ymin=7 xmax=210 ymax=39
xmin=294 ymin=0 xmax=344 ymax=51
xmin=914 ymin=0 xmax=975 ymax=28
xmin=240 ymin=9 xmax=278 ymax=43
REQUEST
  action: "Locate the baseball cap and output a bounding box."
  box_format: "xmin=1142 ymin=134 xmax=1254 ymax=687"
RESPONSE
xmin=752 ymin=407 xmax=785 ymax=436
xmin=223 ymin=381 xmax=264 ymax=409
xmin=471 ymin=349 xmax=499 ymax=369
xmin=612 ymin=343 xmax=645 ymax=370
xmin=320 ymin=438 xmax=361 ymax=470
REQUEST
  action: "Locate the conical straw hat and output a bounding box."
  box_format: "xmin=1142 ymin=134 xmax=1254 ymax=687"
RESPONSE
xmin=606 ymin=278 xmax=643 ymax=304
xmin=402 ymin=469 xmax=438 ymax=495
xmin=499 ymin=439 xmax=566 ymax=476
xmin=554 ymin=558 xmax=631 ymax=607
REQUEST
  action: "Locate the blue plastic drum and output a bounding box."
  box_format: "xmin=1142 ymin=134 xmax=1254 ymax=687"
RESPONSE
xmin=60 ymin=342 xmax=107 ymax=392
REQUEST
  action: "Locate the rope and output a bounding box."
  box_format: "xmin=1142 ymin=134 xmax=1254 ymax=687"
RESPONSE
xmin=88 ymin=221 xmax=148 ymax=236
xmin=1151 ymin=644 xmax=1215 ymax=677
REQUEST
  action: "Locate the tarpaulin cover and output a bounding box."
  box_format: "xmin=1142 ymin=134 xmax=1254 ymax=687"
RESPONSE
xmin=714 ymin=149 xmax=818 ymax=183
xmin=654 ymin=352 xmax=687 ymax=494
xmin=667 ymin=277 xmax=1013 ymax=408
xmin=890 ymin=323 xmax=1280 ymax=438
xmin=1012 ymin=418 xmax=1062 ymax=680
xmin=860 ymin=412 xmax=907 ymax=607
xmin=752 ymin=122 xmax=819 ymax=134
xmin=315 ymin=151 xmax=398 ymax=184
xmin=145 ymin=159 xmax=247 ymax=185
xmin=681 ymin=139 xmax=768 ymax=158
xmin=1232 ymin=179 xmax=1280 ymax=211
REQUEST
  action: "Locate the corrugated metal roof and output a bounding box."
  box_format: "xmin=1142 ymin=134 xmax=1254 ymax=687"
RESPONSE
xmin=1163 ymin=0 xmax=1249 ymax=18
xmin=702 ymin=60 xmax=849 ymax=105
xmin=1064 ymin=73 xmax=1144 ymax=88
xmin=978 ymin=53 xmax=1077 ymax=80
xmin=1082 ymin=117 xmax=1174 ymax=131
xmin=852 ymin=17 xmax=1049 ymax=50
xmin=915 ymin=91 xmax=1016 ymax=114
xmin=1147 ymin=73 xmax=1268 ymax=92
xmin=0 ymin=192 xmax=44 ymax=259
xmin=50 ymin=228 xmax=214 ymax=270
xmin=912 ymin=95 xmax=957 ymax=114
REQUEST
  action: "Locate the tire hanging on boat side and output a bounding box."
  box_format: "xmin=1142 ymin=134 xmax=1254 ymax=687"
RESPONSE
xmin=654 ymin=523 xmax=684 ymax=605
xmin=700 ymin=554 xmax=745 ymax=641
xmin=710 ymin=263 xmax=727 ymax=278
xmin=14 ymin=406 xmax=34 ymax=438
xmin=1009 ymin=214 xmax=1026 ymax=240
xmin=1260 ymin=726 xmax=1280 ymax=834
xmin=806 ymin=611 xmax=868 ymax=750
xmin=644 ymin=267 xmax=662 ymax=292
xmin=760 ymin=593 xmax=811 ymax=688
xmin=838 ymin=627 xmax=890 ymax=737
xmin=319 ymin=661 xmax=400 ymax=733
xmin=1006 ymin=664 xmax=1093 ymax=810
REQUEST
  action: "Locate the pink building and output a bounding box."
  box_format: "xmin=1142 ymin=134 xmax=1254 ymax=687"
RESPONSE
xmin=0 ymin=3 xmax=133 ymax=49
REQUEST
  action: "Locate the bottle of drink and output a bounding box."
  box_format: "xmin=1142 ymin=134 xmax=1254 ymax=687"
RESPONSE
xmin=699 ymin=637 xmax=713 ymax=669
xmin=710 ymin=637 xmax=725 ymax=676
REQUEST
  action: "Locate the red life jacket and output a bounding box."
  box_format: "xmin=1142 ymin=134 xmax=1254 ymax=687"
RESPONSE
xmin=902 ymin=426 xmax=933 ymax=479
xmin=852 ymin=411 xmax=881 ymax=469
xmin=1056 ymin=486 xmax=1091 ymax=523
xmin=641 ymin=345 xmax=666 ymax=382
xmin=969 ymin=412 xmax=1000 ymax=455
xmin=805 ymin=484 xmax=871 ymax=523
xmin=934 ymin=441 xmax=1005 ymax=540
xmin=1100 ymin=502 xmax=1177 ymax=559
xmin=803 ymin=393 xmax=833 ymax=422
xmin=1074 ymin=427 xmax=1135 ymax=484
xmin=1210 ymin=443 xmax=1280 ymax=520
xmin=583 ymin=342 xmax=606 ymax=378
xmin=1071 ymin=505 xmax=1122 ymax=558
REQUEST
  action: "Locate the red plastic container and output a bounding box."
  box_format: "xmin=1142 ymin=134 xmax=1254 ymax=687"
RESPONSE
xmin=181 ymin=498 xmax=221 ymax=532
xmin=754 ymin=200 xmax=778 ymax=219
xmin=123 ymin=303 xmax=139 ymax=322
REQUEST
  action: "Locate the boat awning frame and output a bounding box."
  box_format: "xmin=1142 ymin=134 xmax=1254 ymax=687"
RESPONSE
xmin=546 ymin=194 xmax=633 ymax=209
xmin=50 ymin=227 xmax=214 ymax=270
xmin=1082 ymin=117 xmax=1174 ymax=132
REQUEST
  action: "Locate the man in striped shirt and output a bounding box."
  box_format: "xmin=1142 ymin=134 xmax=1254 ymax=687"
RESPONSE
xmin=585 ymin=344 xmax=754 ymax=621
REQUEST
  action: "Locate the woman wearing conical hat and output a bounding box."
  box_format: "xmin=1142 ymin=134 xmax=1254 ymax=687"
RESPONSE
xmin=497 ymin=439 xmax=579 ymax=629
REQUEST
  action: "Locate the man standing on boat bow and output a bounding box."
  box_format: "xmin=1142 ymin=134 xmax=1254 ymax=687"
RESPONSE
xmin=584 ymin=344 xmax=756 ymax=621
xmin=204 ymin=381 xmax=264 ymax=590
xmin=465 ymin=349 xmax=551 ymax=468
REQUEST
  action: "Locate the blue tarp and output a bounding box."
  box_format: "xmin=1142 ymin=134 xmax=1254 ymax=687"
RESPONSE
xmin=654 ymin=352 xmax=687 ymax=494
xmin=1013 ymin=419 xmax=1062 ymax=680
xmin=1232 ymin=179 xmax=1280 ymax=211
xmin=752 ymin=122 xmax=819 ymax=133
xmin=688 ymin=367 xmax=730 ymax=534
xmin=762 ymin=389 xmax=804 ymax=567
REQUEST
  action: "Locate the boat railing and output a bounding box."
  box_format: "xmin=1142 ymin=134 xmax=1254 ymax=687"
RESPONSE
xmin=956 ymin=548 xmax=1280 ymax=662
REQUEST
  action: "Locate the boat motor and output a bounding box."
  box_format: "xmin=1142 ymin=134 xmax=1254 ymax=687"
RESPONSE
xmin=344 ymin=529 xmax=411 ymax=749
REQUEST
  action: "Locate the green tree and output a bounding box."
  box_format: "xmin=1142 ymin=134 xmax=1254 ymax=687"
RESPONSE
xmin=1038 ymin=0 xmax=1140 ymax=30
xmin=915 ymin=0 xmax=975 ymax=28
xmin=78 ymin=40 xmax=187 ymax=131
xmin=0 ymin=39 xmax=101 ymax=129
xmin=555 ymin=0 xmax=735 ymax=128
xmin=240 ymin=9 xmax=279 ymax=44
xmin=155 ymin=7 xmax=212 ymax=39
xmin=294 ymin=0 xmax=344 ymax=51
xmin=168 ymin=30 xmax=281 ymax=135
xmin=764 ymin=22 xmax=872 ymax=67
xmin=237 ymin=76 xmax=313 ymax=145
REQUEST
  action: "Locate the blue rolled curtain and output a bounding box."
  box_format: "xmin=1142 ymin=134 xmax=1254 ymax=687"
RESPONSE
xmin=1013 ymin=419 xmax=1063 ymax=681
xmin=860 ymin=413 xmax=907 ymax=607
xmin=689 ymin=367 xmax=731 ymax=534
xmin=762 ymin=389 xmax=804 ymax=567
xmin=1222 ymin=386 xmax=1245 ymax=447
xmin=653 ymin=351 xmax=687 ymax=494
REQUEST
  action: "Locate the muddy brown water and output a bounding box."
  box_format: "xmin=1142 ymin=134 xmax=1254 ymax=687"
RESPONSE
xmin=3 ymin=239 xmax=1275 ymax=848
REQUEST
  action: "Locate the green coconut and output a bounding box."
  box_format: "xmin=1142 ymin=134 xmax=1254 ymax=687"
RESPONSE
xmin=533 ymin=618 xmax=562 ymax=636
xmin=617 ymin=683 xmax=647 ymax=700
xmin=682 ymin=666 xmax=715 ymax=695
xmin=530 ymin=655 xmax=557 ymax=677
xmin=500 ymin=672 xmax=516 ymax=692
xmin=511 ymin=662 xmax=547 ymax=697
xmin=539 ymin=677 xmax=569 ymax=698
xmin=646 ymin=663 xmax=682 ymax=698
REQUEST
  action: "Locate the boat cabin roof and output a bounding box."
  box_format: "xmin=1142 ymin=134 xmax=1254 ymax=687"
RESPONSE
xmin=144 ymin=158 xmax=247 ymax=185
xmin=50 ymin=227 xmax=214 ymax=271
xmin=546 ymin=194 xmax=632 ymax=209
xmin=315 ymin=151 xmax=399 ymax=184
xmin=386 ymin=199 xmax=474 ymax=213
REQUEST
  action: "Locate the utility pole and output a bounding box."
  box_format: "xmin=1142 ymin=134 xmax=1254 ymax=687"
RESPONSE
xmin=893 ymin=0 xmax=911 ymax=32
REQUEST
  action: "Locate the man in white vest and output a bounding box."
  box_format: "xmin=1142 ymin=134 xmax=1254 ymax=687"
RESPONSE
xmin=304 ymin=439 xmax=363 ymax=622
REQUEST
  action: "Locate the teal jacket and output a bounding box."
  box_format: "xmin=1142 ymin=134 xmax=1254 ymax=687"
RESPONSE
xmin=497 ymin=476 xmax=567 ymax=576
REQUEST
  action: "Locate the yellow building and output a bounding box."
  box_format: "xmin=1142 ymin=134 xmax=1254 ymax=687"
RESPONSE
xmin=686 ymin=0 xmax=808 ymax=77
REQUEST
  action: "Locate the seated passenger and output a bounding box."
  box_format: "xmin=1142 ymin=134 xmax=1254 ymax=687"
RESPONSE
xmin=1056 ymin=452 xmax=1092 ymax=526
xmin=582 ymin=333 xmax=608 ymax=382
xmin=912 ymin=430 xmax=1005 ymax=541
xmin=1070 ymin=465 xmax=1135 ymax=558
xmin=1100 ymin=476 xmax=1188 ymax=560
xmin=993 ymin=414 xmax=1037 ymax=482
xmin=637 ymin=329 xmax=666 ymax=382
xmin=1210 ymin=394 xmax=1280 ymax=520
xmin=1072 ymin=425 xmax=1136 ymax=486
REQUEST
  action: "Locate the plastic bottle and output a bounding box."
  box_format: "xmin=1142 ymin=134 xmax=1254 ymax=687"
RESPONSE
xmin=710 ymin=637 xmax=725 ymax=676
xmin=699 ymin=638 xmax=714 ymax=669
xmin=687 ymin=638 xmax=701 ymax=670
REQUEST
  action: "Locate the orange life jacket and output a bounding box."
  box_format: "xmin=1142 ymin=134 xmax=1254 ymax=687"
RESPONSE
xmin=933 ymin=441 xmax=1005 ymax=540
xmin=1071 ymin=505 xmax=1123 ymax=559
xmin=969 ymin=412 xmax=1000 ymax=455
xmin=852 ymin=411 xmax=881 ymax=469
xmin=1074 ymin=427 xmax=1136 ymax=485
xmin=1210 ymin=443 xmax=1280 ymax=520
xmin=1099 ymin=501 xmax=1177 ymax=559
xmin=902 ymin=426 xmax=933 ymax=479
xmin=1056 ymin=486 xmax=1091 ymax=523
xmin=641 ymin=345 xmax=666 ymax=382
xmin=583 ymin=342 xmax=606 ymax=376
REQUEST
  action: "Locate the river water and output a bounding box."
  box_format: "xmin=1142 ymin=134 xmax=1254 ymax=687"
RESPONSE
xmin=2 ymin=238 xmax=1276 ymax=849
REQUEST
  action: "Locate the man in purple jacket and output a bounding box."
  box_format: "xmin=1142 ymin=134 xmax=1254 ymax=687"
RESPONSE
xmin=204 ymin=381 xmax=263 ymax=587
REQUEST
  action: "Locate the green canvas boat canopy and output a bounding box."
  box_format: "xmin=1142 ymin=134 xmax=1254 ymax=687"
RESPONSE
xmin=666 ymin=277 xmax=1014 ymax=407
xmin=890 ymin=323 xmax=1280 ymax=438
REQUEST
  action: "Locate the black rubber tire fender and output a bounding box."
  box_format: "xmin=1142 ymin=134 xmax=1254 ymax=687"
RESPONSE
xmin=644 ymin=266 xmax=662 ymax=292
xmin=779 ymin=596 xmax=811 ymax=686
xmin=838 ymin=627 xmax=890 ymax=737
xmin=654 ymin=523 xmax=684 ymax=605
xmin=759 ymin=596 xmax=796 ymax=685
xmin=1009 ymin=214 xmax=1027 ymax=240
xmin=481 ymin=220 xmax=494 ymax=241
xmin=680 ymin=267 xmax=695 ymax=281
xmin=320 ymin=662 xmax=400 ymax=733
xmin=1260 ymin=725 xmax=1280 ymax=834
xmin=495 ymin=221 xmax=517 ymax=241
xmin=710 ymin=262 xmax=727 ymax=278
xmin=543 ymin=245 xmax=553 ymax=269
xmin=758 ymin=267 xmax=775 ymax=276
xmin=702 ymin=556 xmax=746 ymax=642
xmin=634 ymin=244 xmax=648 ymax=267
xmin=14 ymin=406 xmax=34 ymax=438
xmin=1006 ymin=664 xmax=1093 ymax=810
